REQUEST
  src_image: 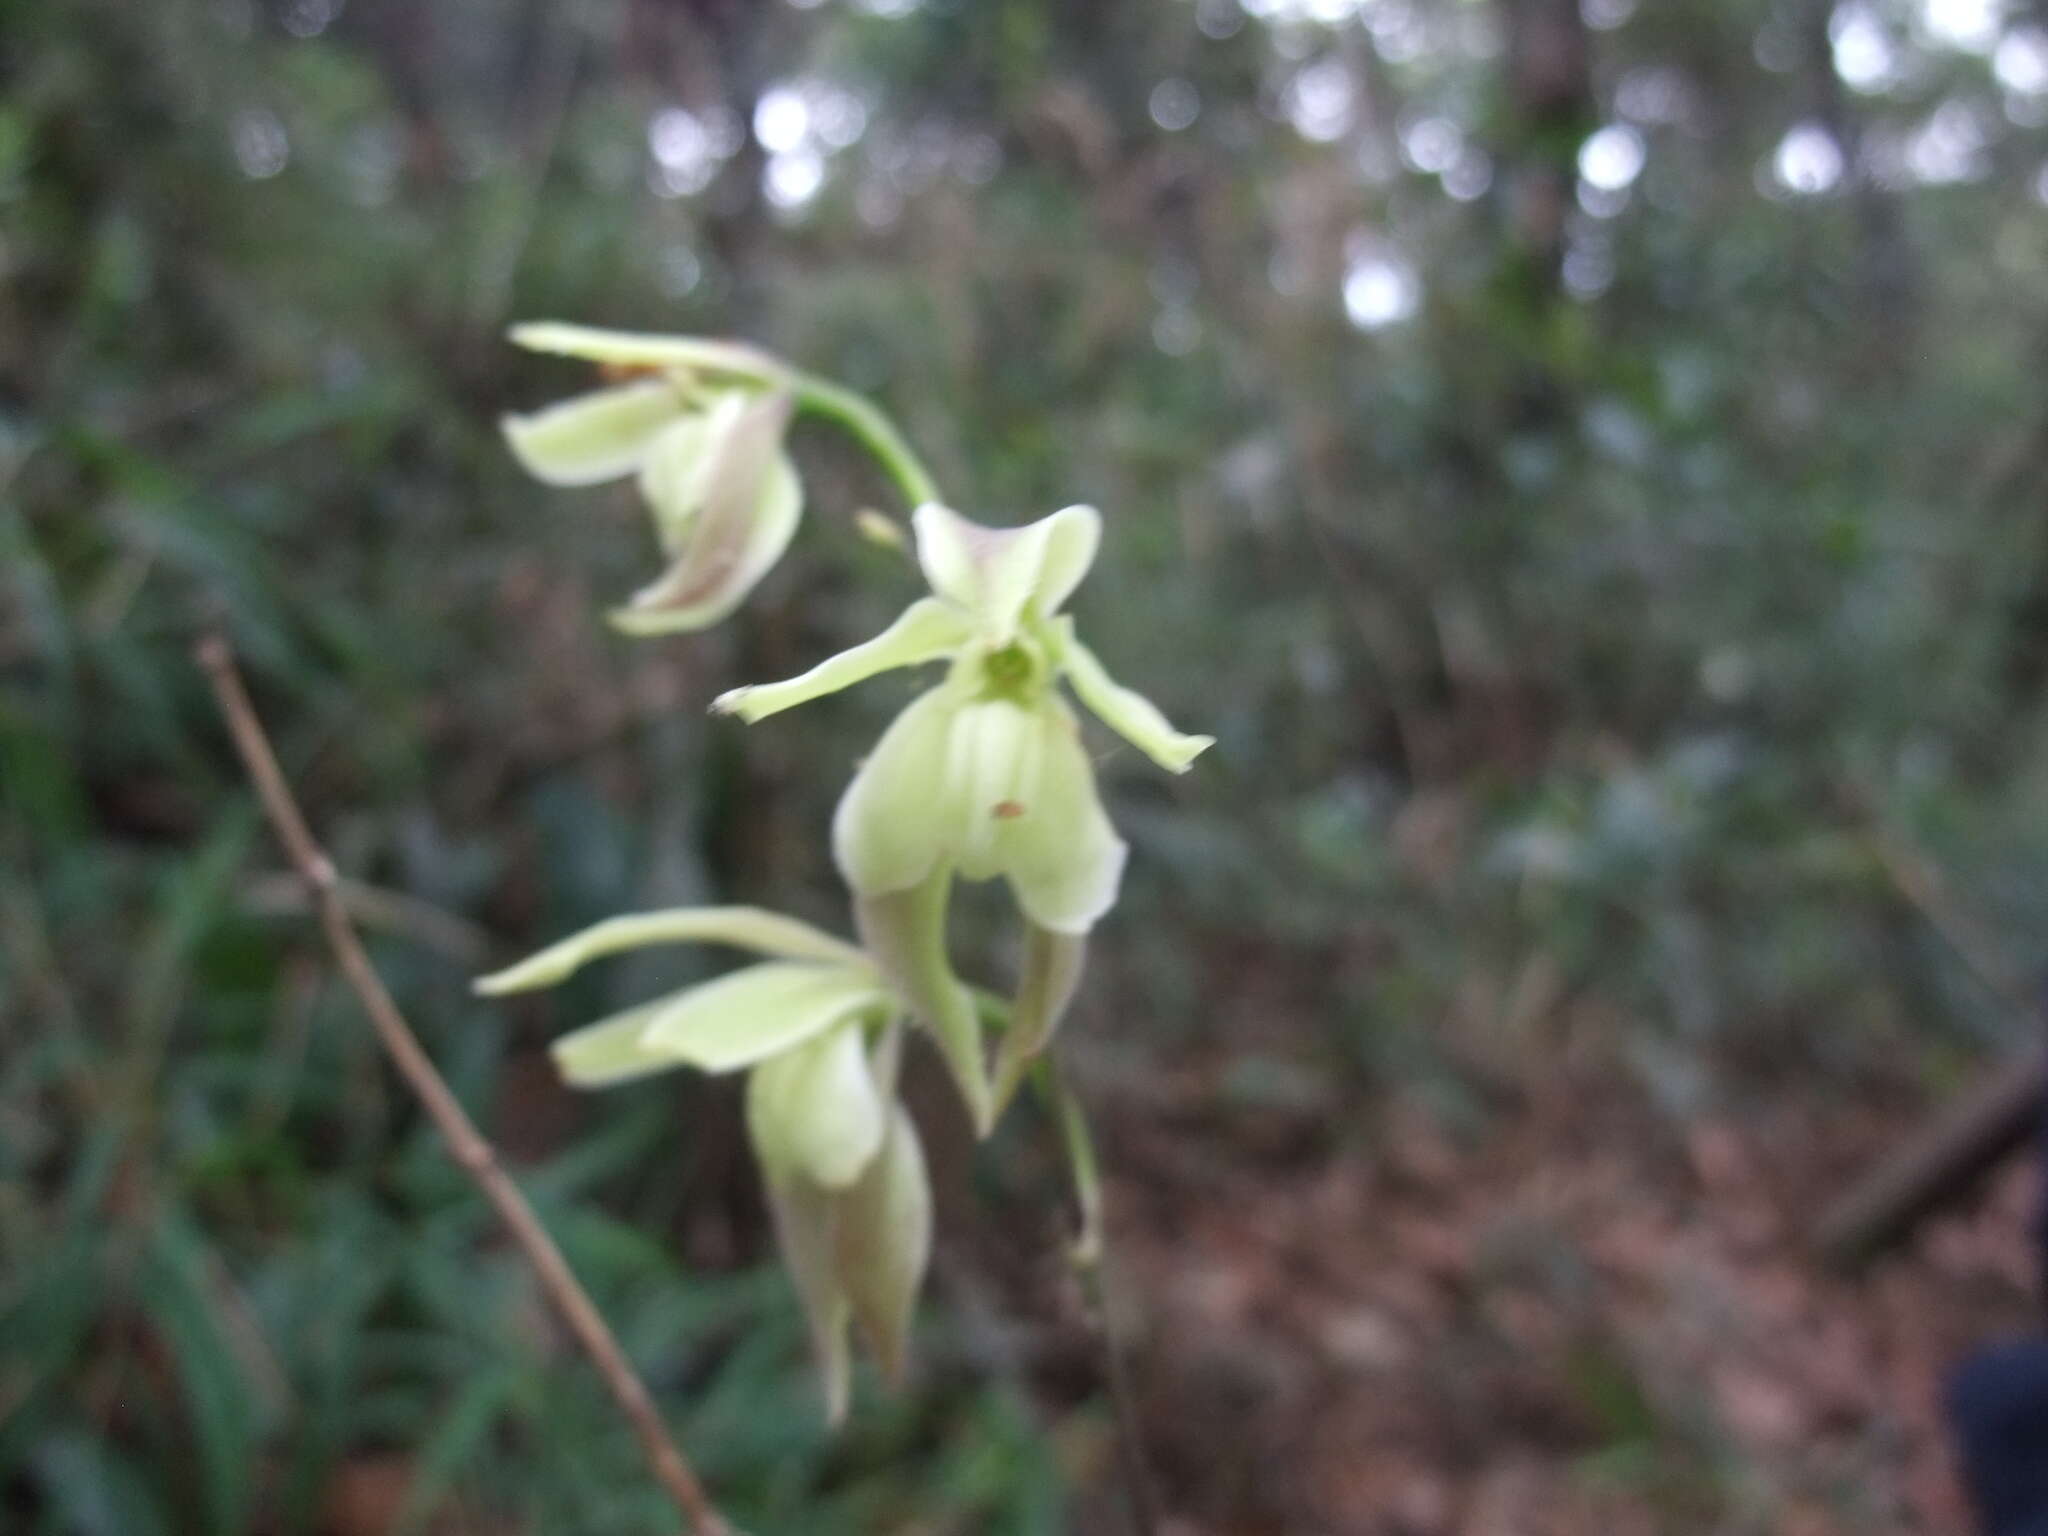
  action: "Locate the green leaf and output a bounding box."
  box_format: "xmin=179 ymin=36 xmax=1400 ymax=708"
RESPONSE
xmin=29 ymin=1432 xmax=173 ymax=1536
xmin=391 ymin=1365 xmax=524 ymax=1536
xmin=140 ymin=1216 xmax=263 ymax=1536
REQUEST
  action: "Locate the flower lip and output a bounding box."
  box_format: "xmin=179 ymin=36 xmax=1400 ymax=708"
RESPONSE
xmin=610 ymin=386 xmax=802 ymax=636
xmin=834 ymin=687 xmax=1128 ymax=938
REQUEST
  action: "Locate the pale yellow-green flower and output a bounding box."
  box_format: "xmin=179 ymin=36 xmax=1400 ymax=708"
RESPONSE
xmin=501 ymin=323 xmax=801 ymax=636
xmin=474 ymin=905 xmax=929 ymax=1423
xmin=711 ymin=504 xmax=1213 ymax=1127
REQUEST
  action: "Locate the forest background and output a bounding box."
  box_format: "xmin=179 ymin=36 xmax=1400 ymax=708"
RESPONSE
xmin=9 ymin=0 xmax=2048 ymax=1530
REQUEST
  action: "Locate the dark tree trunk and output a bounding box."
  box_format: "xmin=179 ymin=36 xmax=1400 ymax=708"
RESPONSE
xmin=1496 ymin=0 xmax=1593 ymax=300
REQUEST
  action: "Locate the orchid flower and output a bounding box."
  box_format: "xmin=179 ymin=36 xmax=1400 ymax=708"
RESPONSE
xmin=474 ymin=905 xmax=929 ymax=1423
xmin=501 ymin=323 xmax=802 ymax=636
xmin=711 ymin=504 xmax=1213 ymax=1127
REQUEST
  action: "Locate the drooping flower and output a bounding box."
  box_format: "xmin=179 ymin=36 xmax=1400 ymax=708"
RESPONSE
xmin=501 ymin=323 xmax=801 ymax=636
xmin=711 ymin=504 xmax=1213 ymax=1126
xmin=474 ymin=905 xmax=930 ymax=1423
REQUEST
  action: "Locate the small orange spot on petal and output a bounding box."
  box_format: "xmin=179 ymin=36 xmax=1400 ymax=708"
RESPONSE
xmin=992 ymin=799 xmax=1026 ymax=820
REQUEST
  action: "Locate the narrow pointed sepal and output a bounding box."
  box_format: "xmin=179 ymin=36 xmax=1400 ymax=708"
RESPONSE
xmin=713 ymin=598 xmax=971 ymax=723
xmin=474 ymin=905 xmax=866 ymax=995
xmin=991 ymin=925 xmax=1087 ymax=1113
xmin=549 ymin=995 xmax=692 ymax=1089
xmin=760 ymin=1170 xmax=855 ymax=1425
xmin=854 ymin=874 xmax=993 ymax=1135
xmin=1052 ymin=618 xmax=1215 ymax=774
xmin=508 ymin=321 xmax=782 ymax=380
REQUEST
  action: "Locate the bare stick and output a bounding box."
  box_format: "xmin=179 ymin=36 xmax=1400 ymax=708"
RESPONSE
xmin=197 ymin=635 xmax=732 ymax=1536
xmin=1815 ymin=792 xmax=2043 ymax=1269
xmin=1816 ymin=1047 xmax=2045 ymax=1270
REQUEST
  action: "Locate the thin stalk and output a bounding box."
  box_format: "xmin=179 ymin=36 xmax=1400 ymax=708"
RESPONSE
xmin=197 ymin=636 xmax=733 ymax=1536
xmin=1035 ymin=1053 xmax=1158 ymax=1536
xmin=1039 ymin=1053 xmax=1105 ymax=1267
xmin=788 ymin=371 xmax=943 ymax=510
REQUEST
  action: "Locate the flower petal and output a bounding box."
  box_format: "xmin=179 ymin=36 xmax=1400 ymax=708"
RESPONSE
xmin=1054 ymin=619 xmax=1215 ymax=774
xmin=746 ymin=1021 xmax=888 ymax=1188
xmin=633 ymin=408 xmax=725 ymax=555
xmin=509 ymin=321 xmax=781 ymax=379
xmin=854 ymin=874 xmax=993 ymax=1135
xmin=760 ymin=1169 xmax=854 ymax=1425
xmin=713 ymin=599 xmax=972 ymax=724
xmin=1028 ymin=505 xmax=1103 ymax=617
xmin=996 ymin=700 xmax=1128 ymax=934
xmin=911 ymin=503 xmax=1101 ymax=640
xmin=611 ymin=390 xmax=800 ymax=636
xmin=640 ymin=961 xmax=888 ymax=1075
xmin=835 ymin=1103 xmax=931 ymax=1383
xmin=501 ymin=378 xmax=685 ymax=486
xmin=548 ymin=995 xmax=693 ymax=1089
xmin=909 ymin=503 xmax=982 ymax=615
xmin=473 ymin=906 xmax=866 ymax=995
xmin=831 ymin=686 xmax=960 ymax=900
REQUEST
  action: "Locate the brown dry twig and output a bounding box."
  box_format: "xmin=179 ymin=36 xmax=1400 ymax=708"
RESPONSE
xmin=1816 ymin=790 xmax=2044 ymax=1270
xmin=196 ymin=634 xmax=733 ymax=1536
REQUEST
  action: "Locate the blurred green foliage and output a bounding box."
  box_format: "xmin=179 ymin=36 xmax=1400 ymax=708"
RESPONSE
xmin=8 ymin=0 xmax=2048 ymax=1528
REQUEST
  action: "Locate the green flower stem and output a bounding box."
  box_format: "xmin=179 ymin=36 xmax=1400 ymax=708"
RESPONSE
xmin=977 ymin=997 xmax=1102 ymax=1263
xmin=1033 ymin=1052 xmax=1103 ymax=1267
xmin=510 ymin=322 xmax=943 ymax=511
xmin=1032 ymin=1051 xmax=1158 ymax=1536
xmin=788 ymin=371 xmax=943 ymax=510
